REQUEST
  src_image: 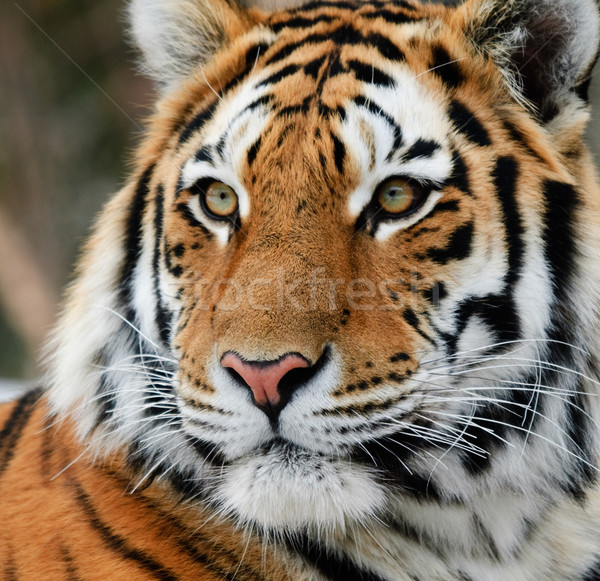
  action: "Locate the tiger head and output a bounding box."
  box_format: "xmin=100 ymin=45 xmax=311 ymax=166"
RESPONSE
xmin=48 ymin=0 xmax=600 ymax=537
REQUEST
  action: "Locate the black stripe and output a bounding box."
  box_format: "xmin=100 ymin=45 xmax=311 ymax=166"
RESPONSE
xmin=503 ymin=119 xmax=542 ymax=160
xmin=222 ymin=43 xmax=270 ymax=94
xmin=563 ymin=384 xmax=596 ymax=498
xmin=106 ymin=476 xmax=264 ymax=581
xmin=457 ymin=367 xmax=551 ymax=475
xmin=442 ymin=292 xmax=521 ymax=360
xmin=167 ymin=466 xmax=211 ymax=502
xmin=352 ymin=431 xmax=443 ymax=500
xmin=194 ymin=147 xmax=214 ymax=163
xmin=363 ymin=9 xmax=421 ymax=24
xmin=0 ymin=389 xmax=41 ymax=478
xmin=247 ymin=136 xmax=262 ymax=166
xmin=539 ymin=181 xmax=592 ymax=496
xmin=449 ymin=100 xmax=491 ymax=147
xmin=448 ymin=150 xmax=472 ymax=196
xmin=353 ymin=96 xmax=402 ymax=148
xmin=541 ymin=180 xmax=579 ymax=304
xmin=304 ymin=56 xmax=327 ymax=79
xmin=347 ymin=59 xmax=395 ymax=87
xmin=153 ymin=186 xmax=171 ymax=346
xmin=476 ymin=295 xmax=520 ymax=344
xmin=258 ymin=64 xmax=301 ymax=87
xmin=175 ymin=202 xmax=212 ymax=237
xmin=435 ymin=200 xmax=460 ymax=213
xmin=489 ymin=156 xmax=523 ymax=340
xmin=401 ymin=139 xmax=440 ymax=162
xmin=494 ymin=156 xmax=524 ymax=285
xmin=289 ymin=1 xmax=361 ymax=10
xmin=276 ymin=97 xmax=312 ymax=118
xmin=119 ymin=165 xmax=154 ymax=318
xmin=403 ymin=308 xmax=435 ymax=345
xmin=289 ymin=534 xmax=388 ymax=581
xmin=187 ymin=435 xmax=227 ymax=465
xmin=423 ymin=281 xmax=447 ymax=305
xmin=430 ymin=45 xmax=463 ymax=89
xmin=178 ymin=99 xmax=219 ymax=145
xmin=72 ymin=478 xmax=179 ymax=581
xmin=318 ymin=103 xmax=346 ymax=120
xmin=266 ymin=39 xmax=307 ymax=65
xmin=214 ymin=134 xmax=227 ymax=160
xmin=60 ymin=544 xmax=82 ymax=581
xmin=266 ymin=24 xmax=404 ymax=68
xmin=270 ymin=14 xmax=336 ymax=32
xmin=426 ymin=221 xmax=474 ymax=264
xmin=365 ymin=32 xmax=405 ymax=61
xmin=389 ymin=518 xmax=445 ymax=558
xmin=244 ymin=94 xmax=274 ymax=114
xmin=458 ymin=399 xmax=509 ymax=474
xmin=331 ymin=131 xmax=346 ymax=173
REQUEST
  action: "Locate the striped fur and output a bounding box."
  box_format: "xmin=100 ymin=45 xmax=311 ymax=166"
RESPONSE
xmin=3 ymin=0 xmax=600 ymax=579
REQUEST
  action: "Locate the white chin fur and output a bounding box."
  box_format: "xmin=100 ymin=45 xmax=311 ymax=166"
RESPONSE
xmin=215 ymin=446 xmax=385 ymax=532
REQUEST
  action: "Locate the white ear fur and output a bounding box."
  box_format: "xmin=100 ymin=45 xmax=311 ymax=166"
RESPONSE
xmin=128 ymin=0 xmax=235 ymax=88
xmin=128 ymin=0 xmax=311 ymax=88
xmin=464 ymin=0 xmax=600 ymax=119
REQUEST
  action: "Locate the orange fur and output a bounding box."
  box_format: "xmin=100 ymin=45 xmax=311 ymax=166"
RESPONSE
xmin=0 ymin=392 xmax=305 ymax=579
xmin=5 ymin=0 xmax=600 ymax=578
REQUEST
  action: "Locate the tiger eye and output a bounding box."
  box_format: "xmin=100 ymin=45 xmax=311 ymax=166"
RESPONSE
xmin=204 ymin=182 xmax=238 ymax=217
xmin=377 ymin=178 xmax=421 ymax=215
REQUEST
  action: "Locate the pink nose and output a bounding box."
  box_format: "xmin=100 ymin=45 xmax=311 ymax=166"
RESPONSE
xmin=221 ymin=352 xmax=310 ymax=409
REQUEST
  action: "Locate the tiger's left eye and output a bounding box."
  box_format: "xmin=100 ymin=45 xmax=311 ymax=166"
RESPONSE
xmin=376 ymin=178 xmax=424 ymax=216
xmin=203 ymin=182 xmax=238 ymax=218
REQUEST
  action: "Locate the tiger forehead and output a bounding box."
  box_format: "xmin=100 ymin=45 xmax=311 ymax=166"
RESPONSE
xmin=265 ymin=0 xmax=432 ymax=34
xmin=170 ymin=1 xmax=476 ymax=148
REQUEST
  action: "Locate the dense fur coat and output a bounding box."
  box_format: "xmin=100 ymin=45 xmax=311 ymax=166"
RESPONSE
xmin=3 ymin=0 xmax=600 ymax=579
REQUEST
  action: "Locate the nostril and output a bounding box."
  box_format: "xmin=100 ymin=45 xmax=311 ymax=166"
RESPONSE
xmin=221 ymin=352 xmax=311 ymax=412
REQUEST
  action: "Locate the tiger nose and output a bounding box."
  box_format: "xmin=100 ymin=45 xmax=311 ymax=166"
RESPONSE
xmin=221 ymin=352 xmax=310 ymax=418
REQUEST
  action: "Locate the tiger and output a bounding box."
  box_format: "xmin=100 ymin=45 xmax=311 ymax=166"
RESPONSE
xmin=2 ymin=0 xmax=600 ymax=578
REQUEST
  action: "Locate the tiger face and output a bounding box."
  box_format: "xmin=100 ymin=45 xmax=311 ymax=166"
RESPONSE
xmin=49 ymin=0 xmax=600 ymax=541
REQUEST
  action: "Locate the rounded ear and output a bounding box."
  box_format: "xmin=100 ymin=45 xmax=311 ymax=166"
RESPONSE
xmin=128 ymin=0 xmax=311 ymax=89
xmin=457 ymin=0 xmax=600 ymax=121
xmin=128 ymin=0 xmax=257 ymax=89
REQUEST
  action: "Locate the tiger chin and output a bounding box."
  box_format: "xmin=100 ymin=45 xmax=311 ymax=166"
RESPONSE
xmin=3 ymin=0 xmax=600 ymax=579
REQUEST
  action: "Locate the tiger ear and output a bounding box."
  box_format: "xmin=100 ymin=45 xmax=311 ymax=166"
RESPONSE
xmin=458 ymin=0 xmax=600 ymax=121
xmin=128 ymin=0 xmax=308 ymax=88
xmin=128 ymin=0 xmax=258 ymax=89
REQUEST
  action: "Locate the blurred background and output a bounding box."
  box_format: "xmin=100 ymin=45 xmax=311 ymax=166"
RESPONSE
xmin=1 ymin=0 xmax=600 ymax=387
xmin=0 ymin=0 xmax=153 ymax=389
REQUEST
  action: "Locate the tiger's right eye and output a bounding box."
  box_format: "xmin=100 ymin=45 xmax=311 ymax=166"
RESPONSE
xmin=202 ymin=181 xmax=238 ymax=220
xmin=376 ymin=178 xmax=425 ymax=217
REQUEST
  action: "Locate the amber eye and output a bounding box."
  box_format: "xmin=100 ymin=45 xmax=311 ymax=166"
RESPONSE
xmin=376 ymin=178 xmax=423 ymax=216
xmin=203 ymin=181 xmax=238 ymax=219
